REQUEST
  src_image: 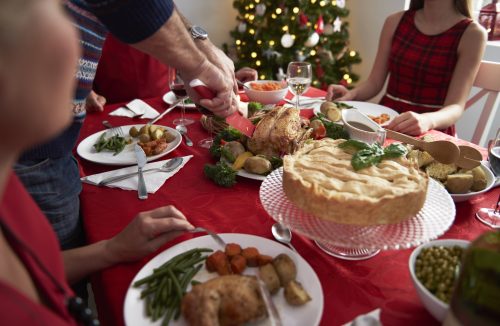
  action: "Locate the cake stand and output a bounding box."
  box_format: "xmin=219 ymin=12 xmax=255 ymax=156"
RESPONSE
xmin=260 ymin=168 xmax=455 ymax=260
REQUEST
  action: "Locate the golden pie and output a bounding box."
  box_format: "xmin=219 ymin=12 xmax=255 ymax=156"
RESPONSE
xmin=282 ymin=138 xmax=428 ymax=225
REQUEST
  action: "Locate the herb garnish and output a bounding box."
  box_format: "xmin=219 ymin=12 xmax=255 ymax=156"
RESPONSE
xmin=339 ymin=140 xmax=408 ymax=170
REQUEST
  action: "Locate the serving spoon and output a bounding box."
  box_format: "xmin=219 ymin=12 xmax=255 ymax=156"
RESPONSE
xmin=456 ymin=145 xmax=482 ymax=169
xmin=385 ymin=129 xmax=460 ymax=165
xmin=271 ymin=223 xmax=297 ymax=253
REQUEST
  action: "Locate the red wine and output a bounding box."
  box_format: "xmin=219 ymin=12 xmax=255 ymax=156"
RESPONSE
xmin=488 ymin=146 xmax=500 ymax=176
xmin=171 ymin=84 xmax=187 ymax=98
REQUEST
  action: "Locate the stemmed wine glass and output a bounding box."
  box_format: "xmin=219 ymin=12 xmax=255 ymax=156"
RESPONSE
xmin=476 ymin=128 xmax=500 ymax=228
xmin=168 ymin=67 xmax=193 ymax=126
xmin=286 ymin=61 xmax=312 ymax=110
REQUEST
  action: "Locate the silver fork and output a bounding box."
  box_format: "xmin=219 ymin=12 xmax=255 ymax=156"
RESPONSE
xmin=102 ymin=120 xmax=124 ymax=137
xmin=97 ymin=157 xmax=182 ymax=186
xmin=189 ymin=227 xmax=226 ymax=248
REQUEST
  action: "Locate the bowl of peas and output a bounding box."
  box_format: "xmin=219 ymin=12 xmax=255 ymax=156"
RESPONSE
xmin=408 ymin=239 xmax=469 ymax=322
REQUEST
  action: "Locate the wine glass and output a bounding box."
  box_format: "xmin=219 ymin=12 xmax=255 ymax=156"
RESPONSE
xmin=476 ymin=128 xmax=500 ymax=228
xmin=168 ymin=67 xmax=193 ymax=126
xmin=286 ymin=61 xmax=312 ymax=110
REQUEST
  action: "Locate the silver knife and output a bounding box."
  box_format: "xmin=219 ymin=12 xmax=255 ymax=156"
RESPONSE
xmin=134 ymin=144 xmax=148 ymax=200
xmin=148 ymin=99 xmax=182 ymax=125
xmin=256 ymin=276 xmax=282 ymax=326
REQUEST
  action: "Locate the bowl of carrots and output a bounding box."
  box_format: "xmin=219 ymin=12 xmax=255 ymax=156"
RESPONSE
xmin=244 ymin=80 xmax=288 ymax=104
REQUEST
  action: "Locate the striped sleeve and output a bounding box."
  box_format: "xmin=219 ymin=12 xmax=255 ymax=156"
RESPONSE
xmin=82 ymin=0 xmax=175 ymax=44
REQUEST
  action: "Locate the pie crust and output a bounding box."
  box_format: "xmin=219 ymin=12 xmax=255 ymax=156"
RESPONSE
xmin=282 ymin=138 xmax=428 ymax=225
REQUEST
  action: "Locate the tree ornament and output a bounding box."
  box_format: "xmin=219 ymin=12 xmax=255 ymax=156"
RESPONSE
xmin=295 ymin=50 xmax=306 ymax=62
xmin=256 ymin=3 xmax=266 ymax=16
xmin=304 ymin=32 xmax=319 ymax=47
xmin=238 ymin=21 xmax=247 ymax=33
xmin=316 ymin=15 xmax=325 ymax=34
xmin=323 ymin=23 xmax=334 ymax=35
xmin=315 ymin=59 xmax=325 ymax=79
xmin=336 ymin=46 xmax=348 ymax=59
xmin=337 ymin=0 xmax=346 ymax=8
xmin=299 ymin=13 xmax=309 ymax=27
xmin=333 ymin=17 xmax=342 ymax=32
xmin=280 ymin=33 xmax=294 ymax=48
xmin=263 ymin=49 xmax=282 ymax=60
xmin=318 ymin=47 xmax=334 ymax=62
xmin=276 ymin=67 xmax=286 ymax=81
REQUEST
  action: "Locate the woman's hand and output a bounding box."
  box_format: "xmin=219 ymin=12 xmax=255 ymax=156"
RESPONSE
xmin=326 ymin=84 xmax=355 ymax=101
xmin=385 ymin=111 xmax=433 ymax=136
xmin=85 ymin=90 xmax=106 ymax=113
xmin=105 ymin=205 xmax=194 ymax=263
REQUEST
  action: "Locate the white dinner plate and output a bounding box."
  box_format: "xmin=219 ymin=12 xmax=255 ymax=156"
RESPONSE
xmin=313 ymin=101 xmax=399 ymax=126
xmin=237 ymin=169 xmax=267 ymax=181
xmin=162 ymin=91 xmax=196 ymax=109
xmin=77 ymin=124 xmax=181 ymax=166
xmin=124 ymin=233 xmax=324 ymax=326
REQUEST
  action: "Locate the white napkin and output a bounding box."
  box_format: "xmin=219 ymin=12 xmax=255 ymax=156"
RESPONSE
xmin=109 ymin=99 xmax=160 ymax=119
xmin=342 ymin=309 xmax=381 ymax=326
xmin=81 ymin=155 xmax=192 ymax=193
xmin=289 ymin=95 xmax=324 ymax=110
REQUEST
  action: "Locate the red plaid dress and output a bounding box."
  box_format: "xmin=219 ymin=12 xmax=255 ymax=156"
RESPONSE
xmin=380 ymin=10 xmax=472 ymax=136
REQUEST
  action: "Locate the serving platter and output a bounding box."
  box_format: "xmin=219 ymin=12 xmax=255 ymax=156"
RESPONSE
xmin=124 ymin=233 xmax=324 ymax=326
xmin=77 ymin=124 xmax=181 ymax=166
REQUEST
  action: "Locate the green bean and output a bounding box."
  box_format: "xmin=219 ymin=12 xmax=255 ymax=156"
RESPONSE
xmin=167 ymin=268 xmax=183 ymax=300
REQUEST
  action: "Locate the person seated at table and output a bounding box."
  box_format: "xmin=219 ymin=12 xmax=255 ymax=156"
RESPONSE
xmin=0 ymin=0 xmax=196 ymax=324
xmin=326 ymin=0 xmax=486 ymax=136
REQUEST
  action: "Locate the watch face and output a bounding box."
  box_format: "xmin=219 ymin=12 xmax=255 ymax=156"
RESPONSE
xmin=192 ymin=26 xmax=208 ymax=39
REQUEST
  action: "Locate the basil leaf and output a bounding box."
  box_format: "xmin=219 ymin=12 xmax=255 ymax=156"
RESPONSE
xmin=383 ymin=143 xmax=408 ymax=159
xmin=352 ymin=148 xmax=382 ymax=171
xmin=339 ymin=139 xmax=371 ymax=151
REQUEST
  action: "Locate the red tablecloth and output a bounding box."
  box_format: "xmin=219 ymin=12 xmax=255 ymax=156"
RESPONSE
xmin=77 ymin=88 xmax=498 ymax=326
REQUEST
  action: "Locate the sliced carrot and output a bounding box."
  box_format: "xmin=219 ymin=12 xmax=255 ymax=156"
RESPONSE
xmin=225 ymin=243 xmax=242 ymax=258
xmin=241 ymin=247 xmax=260 ymax=267
xmin=230 ymin=255 xmax=247 ymax=274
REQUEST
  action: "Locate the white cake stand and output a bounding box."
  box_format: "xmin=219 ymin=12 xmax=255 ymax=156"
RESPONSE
xmin=260 ymin=168 xmax=455 ymax=260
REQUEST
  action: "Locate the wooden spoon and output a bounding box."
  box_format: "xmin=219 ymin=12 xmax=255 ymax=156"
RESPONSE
xmin=456 ymin=145 xmax=482 ymax=169
xmin=385 ymin=129 xmax=460 ymax=165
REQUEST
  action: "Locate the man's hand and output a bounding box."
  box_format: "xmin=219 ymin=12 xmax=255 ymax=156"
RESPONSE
xmin=235 ymin=67 xmax=258 ymax=83
xmin=85 ymin=90 xmax=106 ymax=113
xmin=105 ymin=205 xmax=194 ymax=263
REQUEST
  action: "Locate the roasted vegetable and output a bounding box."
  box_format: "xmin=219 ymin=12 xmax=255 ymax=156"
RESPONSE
xmin=222 ymin=141 xmax=246 ymax=163
xmin=243 ymin=156 xmax=272 ymax=175
xmin=93 ymin=133 xmax=128 ymax=155
xmin=225 ymin=243 xmax=242 ymax=258
xmin=311 ymin=113 xmax=349 ymax=140
xmin=272 ymin=254 xmax=297 ymax=286
xmin=241 ymin=247 xmax=260 ymax=267
xmin=259 ymin=263 xmax=281 ymax=294
xmin=284 ymin=280 xmax=311 ymax=305
xmin=446 ymin=173 xmax=474 ymax=194
xmin=248 ymin=101 xmax=264 ymax=117
xmin=232 ymin=152 xmax=254 ymax=170
xmin=230 ymin=255 xmax=247 ymax=274
xmin=209 ymin=128 xmax=245 ymax=159
xmin=204 ymin=161 xmax=237 ymax=188
xmin=471 ymin=166 xmax=488 ymax=191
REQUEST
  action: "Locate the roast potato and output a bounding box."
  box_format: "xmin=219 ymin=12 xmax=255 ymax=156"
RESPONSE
xmin=259 ymin=263 xmax=280 ymax=295
xmin=446 ymin=173 xmax=474 ymax=194
xmin=163 ymin=131 xmax=176 ymax=142
xmin=129 ymin=126 xmax=139 ymax=137
xmin=272 ymin=254 xmax=297 ymax=286
xmin=244 ymin=156 xmax=272 ymax=175
xmin=223 ymin=141 xmax=246 ymax=162
xmin=284 ymin=280 xmax=311 ymax=306
xmin=138 ymin=133 xmax=151 ymax=143
xmin=470 ymin=166 xmax=487 ymax=191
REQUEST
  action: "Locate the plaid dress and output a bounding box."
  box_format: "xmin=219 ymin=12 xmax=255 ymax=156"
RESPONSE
xmin=380 ymin=10 xmax=472 ymax=136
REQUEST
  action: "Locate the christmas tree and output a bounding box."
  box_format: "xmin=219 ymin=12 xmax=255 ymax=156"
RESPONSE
xmin=226 ymin=0 xmax=361 ymax=90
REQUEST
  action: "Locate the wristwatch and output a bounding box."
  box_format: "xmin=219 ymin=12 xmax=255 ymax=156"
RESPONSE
xmin=189 ymin=25 xmax=208 ymax=40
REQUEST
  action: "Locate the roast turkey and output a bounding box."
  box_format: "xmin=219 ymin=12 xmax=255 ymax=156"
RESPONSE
xmin=181 ymin=275 xmax=267 ymax=326
xmin=247 ymin=106 xmax=312 ymax=158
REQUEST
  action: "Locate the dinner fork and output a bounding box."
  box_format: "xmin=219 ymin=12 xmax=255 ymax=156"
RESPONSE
xmin=97 ymin=157 xmax=182 ymax=186
xmin=102 ymin=120 xmax=124 ymax=137
xmin=189 ymin=227 xmax=226 ymax=248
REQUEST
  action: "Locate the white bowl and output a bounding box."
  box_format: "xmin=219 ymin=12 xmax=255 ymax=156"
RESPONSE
xmin=244 ymin=80 xmax=288 ymax=104
xmin=408 ymin=239 xmax=470 ymax=322
xmin=450 ymin=162 xmax=496 ymax=203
